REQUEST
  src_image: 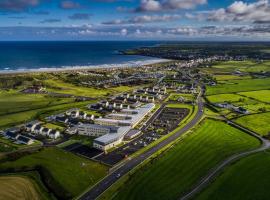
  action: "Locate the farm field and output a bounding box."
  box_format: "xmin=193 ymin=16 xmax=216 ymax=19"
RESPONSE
xmin=206 ymin=88 xmax=270 ymax=116
xmin=239 ymin=90 xmax=270 ymax=103
xmin=195 ymin=151 xmax=270 ymax=200
xmin=44 ymin=79 xmax=138 ymax=98
xmin=0 ymin=176 xmax=44 ymax=200
xmin=214 ymin=74 xmax=251 ymax=81
xmin=211 ymin=60 xmax=270 ymax=73
xmin=112 ymin=119 xmax=260 ymax=200
xmin=234 ymin=112 xmax=270 ymax=136
xmin=206 ymin=78 xmax=270 ymax=95
xmin=0 ymin=147 xmax=108 ymax=199
xmin=0 ymin=90 xmax=74 ymax=116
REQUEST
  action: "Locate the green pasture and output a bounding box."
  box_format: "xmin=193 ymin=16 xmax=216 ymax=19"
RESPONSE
xmin=0 ymin=147 xmax=108 ymax=199
xmin=234 ymin=112 xmax=270 ymax=136
xmin=113 ymin=119 xmax=260 ymax=200
xmin=239 ymin=90 xmax=270 ymax=103
xmin=206 ymin=78 xmax=270 ymax=95
xmin=196 ymin=151 xmax=270 ymax=200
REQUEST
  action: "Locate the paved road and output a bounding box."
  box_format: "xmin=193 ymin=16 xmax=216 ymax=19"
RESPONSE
xmin=180 ymin=121 xmax=270 ymax=200
xmin=79 ymin=94 xmax=204 ymax=200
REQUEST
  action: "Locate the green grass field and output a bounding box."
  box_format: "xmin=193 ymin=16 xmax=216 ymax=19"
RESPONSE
xmin=195 ymin=151 xmax=270 ymax=200
xmin=167 ymin=93 xmax=195 ymax=102
xmin=113 ymin=119 xmax=260 ymax=200
xmin=44 ymin=79 xmax=138 ymax=98
xmin=214 ymin=74 xmax=251 ymax=81
xmin=239 ymin=90 xmax=270 ymax=103
xmin=0 ymin=90 xmax=73 ymax=116
xmin=210 ymin=60 xmax=270 ymax=73
xmin=206 ymin=78 xmax=270 ymax=95
xmin=206 ymin=93 xmax=245 ymax=103
xmin=0 ymin=147 xmax=108 ymax=198
xmin=234 ymin=112 xmax=270 ymax=136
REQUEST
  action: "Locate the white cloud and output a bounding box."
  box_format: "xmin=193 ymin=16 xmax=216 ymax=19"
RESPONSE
xmin=136 ymin=0 xmax=207 ymax=12
xmin=102 ymin=14 xmax=181 ymax=25
xmin=207 ymin=0 xmax=270 ymax=23
xmin=120 ymin=28 xmax=128 ymax=35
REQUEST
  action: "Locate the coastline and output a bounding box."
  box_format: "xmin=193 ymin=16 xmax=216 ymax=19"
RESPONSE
xmin=0 ymin=58 xmax=170 ymax=75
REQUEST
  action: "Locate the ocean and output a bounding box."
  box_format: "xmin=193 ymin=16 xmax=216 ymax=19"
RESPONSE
xmin=0 ymin=41 xmax=164 ymax=72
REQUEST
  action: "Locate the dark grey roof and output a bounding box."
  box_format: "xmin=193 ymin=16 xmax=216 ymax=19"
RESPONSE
xmin=5 ymin=131 xmax=18 ymax=139
xmin=17 ymin=135 xmax=31 ymax=143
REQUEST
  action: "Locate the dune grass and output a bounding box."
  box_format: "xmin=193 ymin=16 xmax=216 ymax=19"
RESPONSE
xmin=195 ymin=150 xmax=270 ymax=200
xmin=112 ymin=119 xmax=260 ymax=200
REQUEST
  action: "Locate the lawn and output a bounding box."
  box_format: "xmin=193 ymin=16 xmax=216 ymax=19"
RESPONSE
xmin=113 ymin=119 xmax=260 ymax=200
xmin=206 ymin=78 xmax=270 ymax=95
xmin=167 ymin=93 xmax=195 ymax=102
xmin=239 ymin=90 xmax=270 ymax=103
xmin=0 ymin=147 xmax=108 ymax=199
xmin=44 ymin=79 xmax=137 ymax=98
xmin=195 ymin=151 xmax=270 ymax=200
xmin=0 ymin=90 xmax=73 ymax=116
xmin=0 ymin=175 xmax=45 ymax=200
xmin=206 ymin=93 xmax=244 ymax=103
xmin=234 ymin=112 xmax=270 ymax=136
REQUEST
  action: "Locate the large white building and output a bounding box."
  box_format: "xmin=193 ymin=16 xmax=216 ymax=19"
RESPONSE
xmin=77 ymin=124 xmax=119 ymax=137
xmin=93 ymin=103 xmax=155 ymax=151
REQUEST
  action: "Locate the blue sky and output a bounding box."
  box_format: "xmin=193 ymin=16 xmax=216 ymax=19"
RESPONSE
xmin=0 ymin=0 xmax=270 ymax=40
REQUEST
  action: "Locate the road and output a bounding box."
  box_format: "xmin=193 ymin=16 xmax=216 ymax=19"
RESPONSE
xmin=180 ymin=121 xmax=270 ymax=200
xmin=79 ymin=93 xmax=204 ymax=200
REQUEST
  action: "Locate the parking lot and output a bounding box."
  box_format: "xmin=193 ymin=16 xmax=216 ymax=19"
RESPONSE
xmin=64 ymin=143 xmax=103 ymax=159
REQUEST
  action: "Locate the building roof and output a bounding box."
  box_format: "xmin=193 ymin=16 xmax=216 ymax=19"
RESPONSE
xmin=17 ymin=135 xmax=32 ymax=143
xmin=5 ymin=131 xmax=18 ymax=139
xmin=78 ymin=124 xmax=119 ymax=133
xmin=94 ymin=126 xmax=130 ymax=145
xmin=94 ymin=103 xmax=155 ymax=146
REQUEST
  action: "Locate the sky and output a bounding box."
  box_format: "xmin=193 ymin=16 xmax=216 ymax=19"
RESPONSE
xmin=0 ymin=0 xmax=270 ymax=40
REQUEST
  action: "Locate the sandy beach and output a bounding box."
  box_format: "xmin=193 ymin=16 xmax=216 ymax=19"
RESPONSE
xmin=0 ymin=58 xmax=171 ymax=75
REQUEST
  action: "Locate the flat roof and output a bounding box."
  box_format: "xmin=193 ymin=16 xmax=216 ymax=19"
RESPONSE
xmin=78 ymin=123 xmax=119 ymax=132
xmin=94 ymin=126 xmax=131 ymax=145
xmin=93 ymin=103 xmax=155 ymax=146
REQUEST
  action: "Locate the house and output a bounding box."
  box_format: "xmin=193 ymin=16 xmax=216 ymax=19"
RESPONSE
xmin=4 ymin=131 xmax=19 ymax=140
xmin=33 ymin=125 xmax=43 ymax=134
xmin=41 ymin=128 xmax=51 ymax=136
xmin=17 ymin=135 xmax=34 ymax=145
xmin=48 ymin=130 xmax=60 ymax=139
xmin=55 ymin=116 xmax=69 ymax=124
xmin=25 ymin=121 xmax=40 ymax=132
